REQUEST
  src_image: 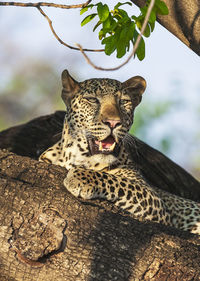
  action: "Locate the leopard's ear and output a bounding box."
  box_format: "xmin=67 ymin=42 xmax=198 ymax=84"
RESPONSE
xmin=61 ymin=70 xmax=80 ymax=105
xmin=122 ymin=76 xmax=146 ymax=106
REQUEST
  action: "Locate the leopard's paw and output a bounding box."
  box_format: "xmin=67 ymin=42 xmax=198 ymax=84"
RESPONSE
xmin=64 ymin=168 xmax=95 ymax=199
xmin=64 ymin=168 xmax=81 ymax=197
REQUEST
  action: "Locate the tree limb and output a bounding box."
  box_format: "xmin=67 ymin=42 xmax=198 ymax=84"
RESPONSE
xmin=0 ymin=114 xmax=200 ymax=280
xmin=37 ymin=6 xmax=104 ymax=52
xmin=0 ymin=0 xmax=156 ymax=70
xmin=2 ymin=0 xmax=199 ymax=69
xmin=132 ymin=0 xmax=200 ymax=56
xmin=0 ymin=0 xmax=104 ymax=53
xmin=0 ymin=0 xmax=92 ymax=9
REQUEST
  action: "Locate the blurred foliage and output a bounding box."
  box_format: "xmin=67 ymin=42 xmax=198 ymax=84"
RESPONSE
xmin=130 ymin=99 xmax=174 ymax=154
xmin=0 ymin=62 xmax=64 ymax=130
xmin=192 ymin=123 xmax=200 ymax=179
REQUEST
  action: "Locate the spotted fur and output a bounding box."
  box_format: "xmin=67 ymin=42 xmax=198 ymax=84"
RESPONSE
xmin=40 ymin=70 xmax=200 ymax=235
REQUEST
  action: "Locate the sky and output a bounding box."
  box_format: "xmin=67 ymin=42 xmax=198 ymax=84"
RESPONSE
xmin=0 ymin=0 xmax=200 ymax=175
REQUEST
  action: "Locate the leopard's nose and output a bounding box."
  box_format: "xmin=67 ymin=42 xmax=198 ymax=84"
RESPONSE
xmin=102 ymin=119 xmax=121 ymax=129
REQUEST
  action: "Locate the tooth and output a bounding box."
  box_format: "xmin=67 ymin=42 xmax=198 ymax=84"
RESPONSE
xmin=99 ymin=141 xmax=103 ymax=151
xmin=110 ymin=142 xmax=116 ymax=151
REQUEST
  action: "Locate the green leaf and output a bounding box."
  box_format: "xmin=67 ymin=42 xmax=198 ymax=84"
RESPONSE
xmin=110 ymin=19 xmax=118 ymax=31
xmin=116 ymin=29 xmax=128 ymax=58
xmin=136 ymin=19 xmax=142 ymax=30
xmin=155 ymin=0 xmax=169 ymax=15
xmin=136 ymin=18 xmax=151 ymax=37
xmin=131 ymin=15 xmax=137 ymax=21
xmin=119 ymin=22 xmax=134 ymax=41
xmin=81 ymin=13 xmax=97 ymax=26
xmin=102 ymin=36 xmax=117 ymax=55
xmin=114 ymin=2 xmax=132 ymax=9
xmin=93 ymin=20 xmax=102 ymax=32
xmin=127 ymin=40 xmax=130 ymax=52
xmin=148 ymin=10 xmax=156 ymax=24
xmin=102 ymin=15 xmax=112 ymax=29
xmin=149 ymin=21 xmax=155 ymax=32
xmin=127 ymin=21 xmax=135 ymax=40
xmin=102 ymin=28 xmax=121 ymax=56
xmin=97 ymin=3 xmax=109 ymax=22
xmin=140 ymin=6 xmax=148 ymax=16
xmin=116 ymin=43 xmax=126 ymax=58
xmin=136 ymin=37 xmax=145 ymax=61
xmin=117 ymin=9 xmax=130 ymax=22
xmin=98 ymin=30 xmax=104 ymax=40
xmin=143 ymin=23 xmax=151 ymax=37
xmin=80 ymin=7 xmax=88 ymax=15
xmin=80 ymin=4 xmax=94 ymax=15
xmin=116 ymin=21 xmax=135 ymax=58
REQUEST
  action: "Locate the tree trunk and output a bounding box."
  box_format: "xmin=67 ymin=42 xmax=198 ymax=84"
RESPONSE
xmin=132 ymin=0 xmax=200 ymax=56
xmin=0 ymin=112 xmax=200 ymax=281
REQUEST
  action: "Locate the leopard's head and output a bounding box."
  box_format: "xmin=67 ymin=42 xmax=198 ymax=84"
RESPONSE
xmin=61 ymin=70 xmax=146 ymax=157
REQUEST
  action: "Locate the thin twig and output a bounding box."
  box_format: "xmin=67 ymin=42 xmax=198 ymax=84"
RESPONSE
xmin=0 ymin=0 xmax=91 ymax=9
xmin=1 ymin=0 xmax=103 ymax=52
xmin=38 ymin=7 xmax=104 ymax=52
xmin=76 ymin=0 xmax=156 ymax=71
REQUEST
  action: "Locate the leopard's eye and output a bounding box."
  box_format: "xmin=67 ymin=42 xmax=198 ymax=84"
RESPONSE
xmin=83 ymin=96 xmax=99 ymax=103
xmin=119 ymin=99 xmax=131 ymax=106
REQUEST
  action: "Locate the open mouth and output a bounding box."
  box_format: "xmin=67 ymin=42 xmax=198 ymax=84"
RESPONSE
xmin=88 ymin=135 xmax=119 ymax=155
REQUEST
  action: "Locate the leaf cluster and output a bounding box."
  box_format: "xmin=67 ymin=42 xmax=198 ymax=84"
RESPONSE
xmin=80 ymin=1 xmax=168 ymax=60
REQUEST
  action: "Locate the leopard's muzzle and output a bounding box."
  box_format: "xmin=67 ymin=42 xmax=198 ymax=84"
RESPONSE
xmin=88 ymin=135 xmax=120 ymax=156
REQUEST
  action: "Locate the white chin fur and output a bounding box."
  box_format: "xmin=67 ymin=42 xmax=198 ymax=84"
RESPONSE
xmin=62 ymin=152 xmax=118 ymax=170
xmin=90 ymin=154 xmax=117 ymax=165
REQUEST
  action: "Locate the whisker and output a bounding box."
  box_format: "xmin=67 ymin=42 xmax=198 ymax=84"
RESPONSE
xmin=124 ymin=134 xmax=140 ymax=165
xmin=53 ymin=131 xmax=62 ymax=139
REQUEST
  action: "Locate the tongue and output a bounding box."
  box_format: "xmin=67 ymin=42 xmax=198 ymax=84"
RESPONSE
xmin=101 ymin=136 xmax=115 ymax=149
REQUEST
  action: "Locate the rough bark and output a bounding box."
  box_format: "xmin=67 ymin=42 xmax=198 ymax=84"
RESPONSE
xmin=132 ymin=0 xmax=200 ymax=56
xmin=0 ymin=112 xmax=200 ymax=281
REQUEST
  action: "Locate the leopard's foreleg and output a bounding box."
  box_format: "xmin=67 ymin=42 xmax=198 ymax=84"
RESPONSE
xmin=64 ymin=167 xmax=171 ymax=225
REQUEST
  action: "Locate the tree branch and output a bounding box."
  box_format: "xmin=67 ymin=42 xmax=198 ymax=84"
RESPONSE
xmin=0 ymin=0 xmax=155 ymax=69
xmin=37 ymin=6 xmax=104 ymax=52
xmin=0 ymin=0 xmax=92 ymax=9
xmin=132 ymin=0 xmax=200 ymax=56
xmin=0 ymin=0 xmax=155 ymax=64
xmin=0 ymin=0 xmax=103 ymax=53
xmin=0 ymin=114 xmax=200 ymax=280
xmin=75 ymin=0 xmax=155 ymax=71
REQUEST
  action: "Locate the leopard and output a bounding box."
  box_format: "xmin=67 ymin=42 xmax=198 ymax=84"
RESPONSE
xmin=40 ymin=69 xmax=200 ymax=235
